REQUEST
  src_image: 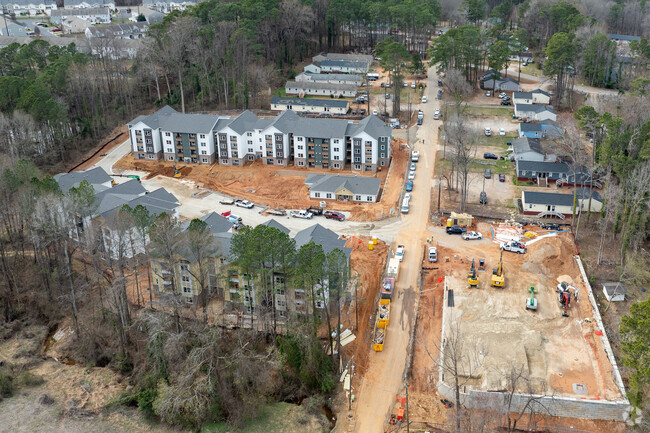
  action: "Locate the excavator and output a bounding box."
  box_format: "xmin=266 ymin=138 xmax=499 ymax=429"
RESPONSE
xmin=556 ymin=281 xmax=579 ymax=317
xmin=491 ymin=249 xmax=505 ymax=288
xmin=173 ymin=164 xmax=182 ymax=178
xmin=468 ymin=259 xmax=479 ymax=288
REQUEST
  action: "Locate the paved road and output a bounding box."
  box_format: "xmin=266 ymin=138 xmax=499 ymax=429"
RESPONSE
xmin=345 ymin=66 xmax=440 ymax=433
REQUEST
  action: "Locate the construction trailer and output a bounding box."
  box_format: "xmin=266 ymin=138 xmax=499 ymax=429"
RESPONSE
xmin=380 ymin=276 xmax=396 ymax=305
xmin=446 ymin=212 xmax=473 ymax=228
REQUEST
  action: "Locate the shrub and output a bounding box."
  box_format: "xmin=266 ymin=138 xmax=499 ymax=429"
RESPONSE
xmin=0 ymin=367 xmax=15 ymax=398
xmin=17 ymin=371 xmax=44 ymax=387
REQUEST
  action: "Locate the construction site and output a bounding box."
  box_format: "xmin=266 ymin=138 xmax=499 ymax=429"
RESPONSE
xmin=399 ymin=220 xmax=630 ymax=432
xmin=113 ymin=139 xmax=409 ymax=222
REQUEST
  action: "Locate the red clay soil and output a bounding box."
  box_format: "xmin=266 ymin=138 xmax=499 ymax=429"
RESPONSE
xmin=114 ymin=140 xmax=410 ymax=222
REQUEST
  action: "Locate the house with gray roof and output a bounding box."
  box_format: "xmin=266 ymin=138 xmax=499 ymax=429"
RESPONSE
xmin=602 ymin=282 xmax=627 ymax=302
xmin=521 ymin=189 xmax=602 ymax=217
xmin=285 ymin=80 xmax=358 ymax=98
xmin=514 ymin=103 xmax=557 ymax=122
xmin=295 ymin=72 xmax=363 ymax=86
xmin=511 ymin=137 xmax=556 ymax=162
xmin=482 ymin=77 xmax=521 ymax=92
xmin=50 ymin=7 xmax=111 ymax=25
xmin=54 ymin=166 xmax=113 ymax=193
xmin=294 ymin=224 xmax=352 ymax=258
xmin=262 ymin=219 xmax=290 ymax=234
xmin=271 ymin=97 xmax=349 ymax=115
xmin=312 ymin=52 xmax=373 ymax=65
xmin=305 ymin=174 xmax=381 ymax=202
xmin=516 ymin=160 xmax=571 ymax=184
xmin=518 ymin=123 xmax=543 ymax=139
xmin=85 ymin=22 xmax=149 ymax=40
xmin=3 ymin=0 xmax=57 ymax=16
xmin=0 ymin=22 xmax=29 ymax=37
xmin=318 ymin=59 xmax=370 ymax=74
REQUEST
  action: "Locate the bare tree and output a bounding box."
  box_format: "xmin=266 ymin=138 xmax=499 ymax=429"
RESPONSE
xmin=445 ymin=104 xmax=477 ymax=212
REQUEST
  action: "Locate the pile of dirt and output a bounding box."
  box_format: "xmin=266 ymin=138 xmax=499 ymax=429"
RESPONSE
xmin=115 ymin=142 xmax=410 ymax=222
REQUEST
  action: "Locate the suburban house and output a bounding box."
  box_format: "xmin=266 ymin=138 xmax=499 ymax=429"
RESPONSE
xmin=518 ymin=120 xmax=563 ymax=139
xmin=50 ymin=7 xmax=111 ymax=25
xmin=602 ymin=282 xmax=627 ymax=302
xmin=3 ymin=0 xmax=57 ymax=16
xmin=514 ymin=103 xmax=557 ymax=122
xmin=312 ymin=52 xmax=373 ymax=65
xmin=270 ymin=97 xmax=349 ymax=115
xmin=0 ymin=22 xmax=29 ymax=36
xmin=515 ymin=160 xmax=592 ymax=187
xmin=531 ymin=89 xmax=552 ymax=104
xmin=142 ymin=0 xmax=198 ymax=13
xmin=511 ymin=137 xmax=556 ymax=162
xmin=304 ymin=174 xmax=382 ymax=202
xmin=521 ymin=189 xmax=603 ymax=217
xmin=608 ymin=33 xmax=641 ymax=42
xmin=509 ymin=52 xmax=533 ymax=63
xmin=85 ymin=22 xmax=149 ymax=39
xmin=285 ymin=80 xmax=358 ymax=98
xmin=295 ymin=72 xmax=363 ymax=86
xmin=64 ymin=0 xmax=115 ymax=8
xmin=482 ymin=77 xmax=521 ymax=92
xmin=128 ymin=106 xmax=392 ymax=172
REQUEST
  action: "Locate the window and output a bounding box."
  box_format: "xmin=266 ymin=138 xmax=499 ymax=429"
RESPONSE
xmin=380 ymin=145 xmax=385 ymax=150
xmin=248 ymin=140 xmax=253 ymax=145
xmin=185 ymin=297 xmax=193 ymax=304
xmin=334 ymin=147 xmax=339 ymax=152
xmin=334 ymin=156 xmax=340 ymax=160
xmin=367 ymin=196 xmax=373 ymax=201
xmin=277 ymin=300 xmax=286 ymax=308
xmin=297 ymin=137 xmax=303 ymax=141
xmin=297 ymin=161 xmax=304 ymax=166
xmin=200 ymin=142 xmax=207 ymax=147
xmin=165 ymin=132 xmax=171 ymax=137
xmin=315 ymin=192 xmax=321 ymax=198
xmin=279 ymin=310 xmax=287 ymax=318
xmin=267 ymin=159 xmax=273 ymax=164
xmin=380 ymin=161 xmax=385 ymax=166
xmin=166 ymin=148 xmax=172 ymax=153
xmin=167 ymin=155 xmax=174 ymax=161
xmin=333 ymin=139 xmax=339 ymax=144
xmin=333 ymin=163 xmax=340 ymax=168
xmin=180 ymin=264 xmax=189 ymax=271
xmin=200 ymin=134 xmax=205 ymax=139
xmin=326 ymin=193 xmax=332 ymax=198
xmin=183 ymin=286 xmax=192 ymax=294
xmin=247 ymin=132 xmax=252 ymax=137
xmin=298 ymin=153 xmax=304 ymax=158
xmin=202 ymin=158 xmax=208 ymax=163
xmin=222 ymin=159 xmax=228 ymax=164
xmin=148 ymin=154 xmax=154 ymax=159
xmin=201 ymin=150 xmax=207 ymax=155
xmin=166 ymin=140 xmax=171 ymax=145
xmin=298 ymin=145 xmax=304 ymax=150
xmin=355 ymin=195 xmax=361 ymax=200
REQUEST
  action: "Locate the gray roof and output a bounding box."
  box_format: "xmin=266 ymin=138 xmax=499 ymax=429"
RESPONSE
xmin=7 ymin=0 xmax=56 ymax=5
xmin=271 ymin=97 xmax=350 ymax=109
xmin=512 ymin=137 xmax=544 ymax=155
xmin=200 ymin=211 xmax=233 ymax=234
xmin=608 ymin=34 xmax=641 ymax=42
xmin=298 ymin=72 xmax=363 ymax=83
xmin=54 ymin=167 xmax=112 ymax=193
xmin=514 ymin=91 xmax=532 ymax=99
xmin=517 ymin=160 xmax=569 ymax=174
xmin=86 ymin=22 xmax=149 ymax=38
xmin=307 ymin=174 xmax=381 ymax=196
xmin=304 ymin=173 xmax=326 ymax=186
xmin=520 ymin=123 xmax=542 ymax=132
xmin=51 ymin=7 xmax=110 ymax=17
xmin=263 ymin=219 xmax=290 ymax=234
xmin=0 ymin=22 xmax=28 ymax=37
xmin=267 ymin=109 xmax=301 ymax=133
xmin=499 ymin=77 xmax=519 ymax=84
xmin=65 ymin=0 xmax=113 ymax=5
xmin=294 ymin=224 xmax=351 ymax=258
xmin=292 ymin=117 xmax=349 ymax=139
xmin=313 ymin=52 xmax=373 ymax=64
xmin=226 ymin=110 xmax=264 ymax=134
xmin=147 ymin=11 xmax=165 ymax=24
xmin=319 ymin=59 xmax=369 ymax=69
xmin=516 ymin=103 xmax=556 ymax=114
xmin=523 ymin=188 xmax=602 ymax=206
xmin=95 ymin=178 xmax=146 ymax=201
xmin=146 ymin=187 xmax=178 ymax=204
xmin=122 ymin=194 xmax=177 ymax=217
xmin=531 ymin=89 xmax=551 ymax=97
xmin=127 ymin=105 xmax=177 ymax=128
xmin=285 ymin=80 xmax=359 ymax=92
xmin=602 ymin=282 xmax=627 ymax=295
xmin=162 ymin=112 xmax=220 ymax=134
xmin=346 ymin=114 xmax=392 ymax=139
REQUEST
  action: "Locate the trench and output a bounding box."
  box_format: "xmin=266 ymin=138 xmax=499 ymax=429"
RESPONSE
xmin=43 ymin=323 xmax=59 ymax=353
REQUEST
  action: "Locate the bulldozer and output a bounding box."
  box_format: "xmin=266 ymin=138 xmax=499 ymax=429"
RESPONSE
xmin=467 ymin=259 xmax=479 ymax=288
xmin=491 ymin=249 xmax=505 ymax=288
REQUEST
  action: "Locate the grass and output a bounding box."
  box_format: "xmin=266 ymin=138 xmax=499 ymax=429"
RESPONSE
xmin=434 ymin=150 xmax=515 ymax=176
xmin=464 ymin=106 xmax=512 ymax=118
xmin=520 ymin=63 xmax=545 ymax=78
xmin=204 ymin=402 xmax=320 ymax=433
xmin=478 ymin=133 xmax=518 ymax=149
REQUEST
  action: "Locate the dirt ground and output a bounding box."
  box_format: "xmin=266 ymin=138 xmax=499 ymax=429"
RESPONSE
xmin=114 ymin=141 xmax=409 ymax=222
xmin=74 ymin=124 xmax=130 ymax=172
xmin=405 ymin=226 xmax=627 ymax=431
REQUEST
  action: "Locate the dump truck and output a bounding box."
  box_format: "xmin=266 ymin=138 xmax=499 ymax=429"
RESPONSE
xmin=446 ymin=212 xmax=473 ymax=228
xmin=373 ymin=321 xmax=386 ymax=352
xmin=380 ymin=276 xmax=395 ymax=305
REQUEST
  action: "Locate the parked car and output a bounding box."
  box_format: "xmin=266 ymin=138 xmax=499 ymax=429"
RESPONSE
xmin=418 ymin=110 xmax=424 ymax=119
xmin=411 ymin=151 xmax=419 ymax=162
xmin=417 ymin=118 xmax=423 ymax=125
xmin=484 ymin=168 xmax=492 ymax=179
xmin=483 ymin=152 xmax=498 ymax=160
xmin=486 ymin=91 xmax=491 ymax=97
xmin=372 ymin=109 xmax=378 ymax=115
xmin=501 ymin=241 xmax=527 ymax=254
xmin=542 ymin=223 xmax=561 ymax=230
xmin=437 ymin=79 xmax=443 ymax=87
xmin=502 ymin=96 xmax=511 ymax=101
xmin=405 ymin=181 xmax=413 ymax=191
xmin=324 ymin=210 xmax=345 ymax=221
xmin=266 ymin=209 xmax=287 ymax=216
xmin=411 ymin=82 xmax=416 ymax=88
xmin=404 ymin=192 xmax=411 ymax=201
xmin=232 ymin=222 xmax=243 ymax=230
xmin=290 ymin=210 xmax=313 ymax=219
xmin=359 ymin=108 xmax=366 ymax=115
xmin=433 ymin=112 xmax=440 ymax=120
xmin=446 ymin=225 xmax=467 ymax=235
xmin=235 ymin=199 xmax=254 ymax=208
xmin=219 ymin=198 xmax=235 ymax=205
xmin=396 ymin=245 xmax=406 ymax=262
xmin=437 ymin=89 xmax=442 ymax=99
xmin=499 ymin=128 xmax=505 ymax=136
xmin=408 ymin=171 xmax=415 ymax=180
xmin=410 ymin=163 xmax=416 ymax=171
xmin=422 ymin=96 xmax=427 ymax=103
xmin=462 ymin=231 xmax=483 ymax=240
xmin=479 ymin=191 xmax=487 ymax=204
xmin=428 ymin=247 xmax=438 ymax=263
xmin=385 ymin=93 xmax=391 ymax=99
xmin=498 ymin=92 xmax=507 ymax=99
xmin=403 ymin=82 xmax=408 ymax=87
xmin=499 ymin=173 xmax=506 ymax=182
xmin=307 ymin=206 xmax=323 ymax=216
xmin=501 ymin=100 xmax=511 ymax=106
xmin=484 ymin=127 xmax=492 ymax=136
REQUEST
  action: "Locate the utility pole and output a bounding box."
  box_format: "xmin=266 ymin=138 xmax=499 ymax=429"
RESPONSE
xmin=407 ymin=92 xmax=410 ymax=145
xmin=1 ymin=2 xmax=9 ymax=37
xmin=405 ymin=373 xmax=410 ymax=433
xmin=438 ymin=175 xmax=442 ymax=211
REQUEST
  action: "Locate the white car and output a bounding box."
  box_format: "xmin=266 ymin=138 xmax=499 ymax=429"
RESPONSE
xmin=486 ymin=91 xmax=491 ymax=97
xmin=501 ymin=241 xmax=527 ymax=254
xmin=410 ymin=163 xmax=416 ymax=171
xmin=498 ymin=92 xmax=507 ymax=99
xmin=462 ymin=231 xmax=483 ymax=240
xmin=428 ymin=247 xmax=438 ymax=262
xmin=372 ymin=109 xmax=378 ymax=116
xmin=403 ymin=82 xmax=408 ymax=87
xmin=421 ymin=96 xmax=427 ymax=103
xmin=411 ymin=151 xmax=419 ymax=162
xmin=404 ymin=192 xmax=411 ymax=201
xmin=290 ymin=210 xmax=313 ymax=219
xmin=411 ymin=82 xmax=416 ymax=88
xmin=408 ymin=171 xmax=415 ymax=180
xmin=396 ymin=245 xmax=405 ymax=262
xmin=485 ymin=127 xmax=492 ymax=136
xmin=499 ymin=128 xmax=505 ymax=136
xmin=235 ymin=199 xmax=254 ymax=208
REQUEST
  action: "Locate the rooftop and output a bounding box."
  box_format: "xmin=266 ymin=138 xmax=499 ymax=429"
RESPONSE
xmin=522 ymin=189 xmax=602 ymax=206
xmin=285 ymin=80 xmax=359 ymax=92
xmin=306 ymin=174 xmax=381 ymax=196
xmin=54 ymin=166 xmax=112 ymax=193
xmin=294 ymin=224 xmax=351 ymax=258
xmin=516 ymin=103 xmax=557 ymax=114
xmin=271 ymin=97 xmax=350 ymax=109
xmin=51 ymin=7 xmax=110 ymax=16
xmin=512 ymin=137 xmax=544 ymax=155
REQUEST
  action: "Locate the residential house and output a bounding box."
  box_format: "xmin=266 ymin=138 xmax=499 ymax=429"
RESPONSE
xmin=64 ymin=0 xmax=115 ymax=9
xmin=508 ymin=52 xmax=533 ymax=63
xmin=303 ymin=63 xmax=322 ymax=74
xmin=85 ymin=21 xmax=149 ymax=39
xmin=270 ymin=97 xmax=349 ymax=115
xmin=295 ymin=72 xmax=363 ymax=86
xmin=318 ymin=59 xmax=370 ymax=74
xmin=518 ymin=120 xmax=563 ymax=139
xmin=128 ymin=106 xmax=393 ymax=173
xmin=531 ymin=89 xmax=552 ymax=104
xmin=511 ymin=137 xmax=556 ymax=162
xmin=514 ymin=104 xmax=557 ymax=122
xmin=521 ymin=189 xmax=603 ymax=217
xmin=54 ymin=166 xmax=113 ymax=193
xmin=86 ymin=36 xmax=142 ymax=59
xmin=0 ymin=22 xmax=29 ymax=36
xmin=482 ymin=77 xmax=521 ymax=92
xmin=50 ymin=7 xmax=111 ymax=25
xmin=285 ymin=80 xmax=358 ymax=98
xmin=512 ymin=91 xmax=533 ymax=105
xmin=539 ymin=119 xmax=563 ymax=137
xmin=304 ymin=174 xmax=381 ymax=202
xmin=142 ymin=0 xmax=199 ymax=13
xmin=602 ymin=282 xmax=627 ymax=302
xmin=608 ymin=33 xmax=641 ymax=42
xmin=312 ymin=52 xmax=373 ymax=65
xmin=3 ymin=0 xmax=57 ymax=16
xmin=515 ymin=160 xmax=592 ymax=187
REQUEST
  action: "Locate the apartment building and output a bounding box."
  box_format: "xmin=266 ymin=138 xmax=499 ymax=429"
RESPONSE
xmin=128 ymin=106 xmax=393 ymax=172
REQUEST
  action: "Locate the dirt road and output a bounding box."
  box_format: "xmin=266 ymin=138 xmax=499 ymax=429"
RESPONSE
xmin=343 ymin=66 xmax=440 ymax=433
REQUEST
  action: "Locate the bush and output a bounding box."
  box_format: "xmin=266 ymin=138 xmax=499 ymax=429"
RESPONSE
xmin=17 ymin=371 xmax=44 ymax=387
xmin=0 ymin=367 xmax=15 ymax=398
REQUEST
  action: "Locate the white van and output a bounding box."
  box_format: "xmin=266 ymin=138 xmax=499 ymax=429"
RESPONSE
xmin=401 ymin=198 xmax=410 ymax=214
xmin=428 ymin=247 xmax=438 ymax=263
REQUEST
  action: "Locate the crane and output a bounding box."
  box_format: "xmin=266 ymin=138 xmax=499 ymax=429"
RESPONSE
xmin=468 ymin=259 xmax=479 ymax=288
xmin=491 ymin=249 xmax=505 ymax=288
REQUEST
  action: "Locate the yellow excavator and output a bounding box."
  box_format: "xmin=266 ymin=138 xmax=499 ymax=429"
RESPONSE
xmin=491 ymin=249 xmax=505 ymax=288
xmin=468 ymin=259 xmax=479 ymax=288
xmin=173 ymin=164 xmax=182 ymax=178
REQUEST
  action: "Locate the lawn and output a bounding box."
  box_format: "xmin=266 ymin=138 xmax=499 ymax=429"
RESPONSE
xmin=521 ymin=63 xmax=545 ymax=78
xmin=478 ymin=133 xmax=518 ymax=149
xmin=464 ymin=106 xmax=512 ymax=118
xmin=204 ymin=402 xmax=327 ymax=433
xmin=434 ymin=150 xmax=515 ymax=176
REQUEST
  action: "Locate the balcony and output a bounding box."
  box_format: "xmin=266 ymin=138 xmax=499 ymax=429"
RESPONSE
xmin=175 ymin=136 xmax=182 ymax=141
xmin=137 ymin=146 xmax=144 ymax=152
xmin=307 ymin=150 xmax=315 ymax=155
